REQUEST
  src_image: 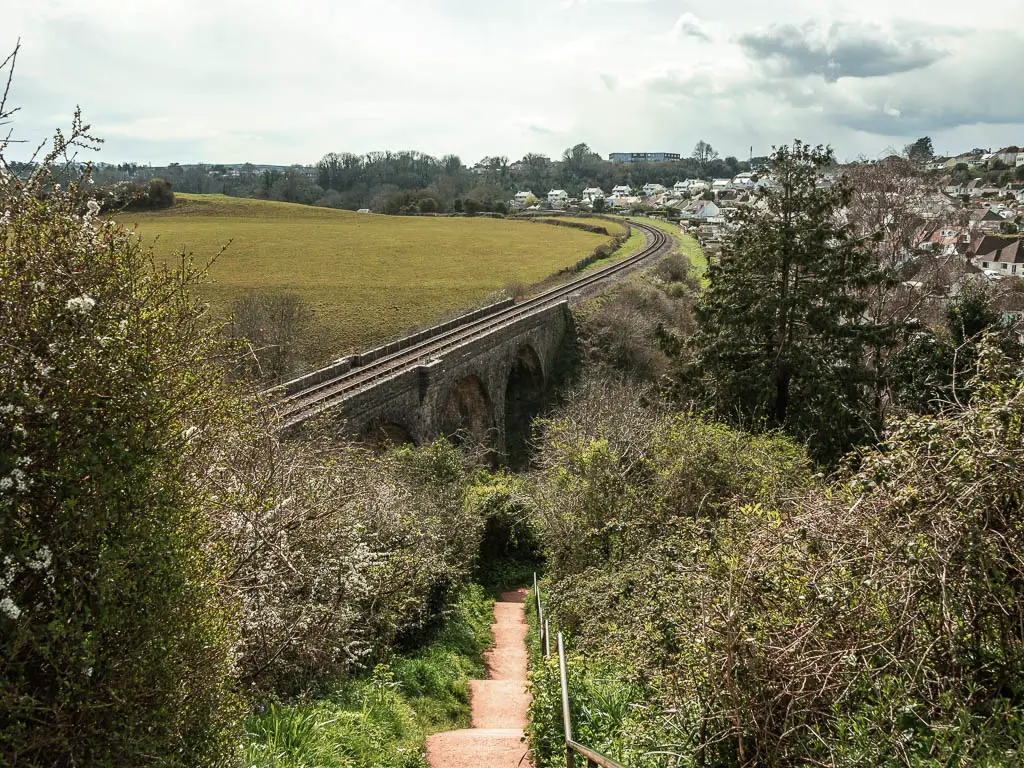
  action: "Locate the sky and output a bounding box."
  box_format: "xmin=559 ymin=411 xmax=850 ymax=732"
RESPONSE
xmin=3 ymin=0 xmax=1023 ymax=166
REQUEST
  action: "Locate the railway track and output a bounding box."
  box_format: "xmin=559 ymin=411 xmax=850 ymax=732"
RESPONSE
xmin=275 ymin=220 xmax=672 ymax=429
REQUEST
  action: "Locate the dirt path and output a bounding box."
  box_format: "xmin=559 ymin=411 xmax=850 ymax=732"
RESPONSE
xmin=426 ymin=588 xmax=532 ymax=768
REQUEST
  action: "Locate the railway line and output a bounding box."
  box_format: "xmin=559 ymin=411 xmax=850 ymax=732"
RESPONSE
xmin=275 ymin=220 xmax=672 ymax=429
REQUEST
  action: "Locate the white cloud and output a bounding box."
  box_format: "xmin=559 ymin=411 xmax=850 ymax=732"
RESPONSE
xmin=1 ymin=0 xmax=1021 ymax=165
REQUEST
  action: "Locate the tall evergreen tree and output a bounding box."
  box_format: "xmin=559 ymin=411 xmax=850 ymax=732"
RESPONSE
xmin=691 ymin=141 xmax=883 ymax=463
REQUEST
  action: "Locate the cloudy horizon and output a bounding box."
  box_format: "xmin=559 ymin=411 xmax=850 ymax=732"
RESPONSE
xmin=4 ymin=0 xmax=1023 ymax=166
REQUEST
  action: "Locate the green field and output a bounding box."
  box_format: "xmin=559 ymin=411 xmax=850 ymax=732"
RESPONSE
xmin=118 ymin=195 xmax=612 ymax=365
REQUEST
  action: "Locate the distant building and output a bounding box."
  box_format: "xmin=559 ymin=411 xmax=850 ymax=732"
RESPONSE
xmin=547 ymin=189 xmax=569 ymax=206
xmin=641 ymin=183 xmax=666 ymax=197
xmin=972 ymin=236 xmax=1024 ymax=276
xmin=580 ymin=187 xmax=606 ymax=203
xmin=611 ymin=185 xmax=633 ymax=198
xmin=609 ymin=152 xmax=681 ymax=164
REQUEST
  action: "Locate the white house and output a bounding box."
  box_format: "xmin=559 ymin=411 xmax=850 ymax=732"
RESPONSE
xmin=712 ymin=178 xmax=732 ymax=192
xmin=672 ymin=180 xmax=691 ymax=194
xmin=972 ymin=237 xmax=1024 ymax=276
xmin=547 ymin=189 xmax=569 ymax=206
xmin=733 ymin=172 xmax=756 ymax=188
xmin=580 ymin=187 xmax=606 ymax=203
xmin=611 ymin=185 xmax=633 ymax=198
xmin=685 ymin=200 xmax=721 ymax=220
xmin=642 ymin=182 xmax=666 ymax=197
xmin=688 ymin=180 xmax=710 ymax=195
xmin=514 ymin=190 xmax=535 ymax=206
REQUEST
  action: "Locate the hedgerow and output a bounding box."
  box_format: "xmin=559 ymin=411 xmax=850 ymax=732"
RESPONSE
xmin=0 ymin=113 xmax=242 ymax=765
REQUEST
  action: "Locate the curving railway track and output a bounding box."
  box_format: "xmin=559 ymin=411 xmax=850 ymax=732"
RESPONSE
xmin=275 ymin=220 xmax=672 ymax=429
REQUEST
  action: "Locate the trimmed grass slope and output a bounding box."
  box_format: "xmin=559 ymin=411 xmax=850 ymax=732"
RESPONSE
xmin=119 ymin=195 xmax=612 ymax=364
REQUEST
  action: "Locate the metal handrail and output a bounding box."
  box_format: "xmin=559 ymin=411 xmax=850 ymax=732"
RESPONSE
xmin=535 ymin=574 xmax=627 ymax=768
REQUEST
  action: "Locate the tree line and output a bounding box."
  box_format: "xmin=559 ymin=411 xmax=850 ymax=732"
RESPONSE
xmin=71 ymin=140 xmax=756 ymax=214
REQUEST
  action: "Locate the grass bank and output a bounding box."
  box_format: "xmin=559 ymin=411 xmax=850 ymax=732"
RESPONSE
xmin=243 ymin=585 xmax=494 ymax=768
xmin=620 ymin=216 xmax=707 ymax=285
xmin=118 ymin=195 xmax=611 ymax=365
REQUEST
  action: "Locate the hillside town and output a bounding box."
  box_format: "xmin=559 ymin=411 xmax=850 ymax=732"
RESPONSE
xmin=507 ymin=145 xmax=1024 ymax=283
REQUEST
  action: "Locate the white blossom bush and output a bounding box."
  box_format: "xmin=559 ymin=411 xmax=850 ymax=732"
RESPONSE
xmin=210 ymin=427 xmax=484 ymax=696
xmin=0 ymin=112 xmax=242 ymax=765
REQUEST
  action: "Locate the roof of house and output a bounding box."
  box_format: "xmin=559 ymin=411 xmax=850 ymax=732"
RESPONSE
xmin=974 ymin=235 xmax=1024 ymax=261
xmin=973 ymin=208 xmax=1004 ymax=222
xmin=987 ymin=239 xmax=1024 ymax=264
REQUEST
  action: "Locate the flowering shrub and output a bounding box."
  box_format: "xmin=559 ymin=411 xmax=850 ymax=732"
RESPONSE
xmin=0 ymin=113 xmax=241 ymax=765
xmin=210 ymin=430 xmax=484 ymax=696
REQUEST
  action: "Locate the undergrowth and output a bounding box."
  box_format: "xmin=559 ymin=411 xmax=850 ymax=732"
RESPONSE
xmin=242 ymin=584 xmax=493 ymax=768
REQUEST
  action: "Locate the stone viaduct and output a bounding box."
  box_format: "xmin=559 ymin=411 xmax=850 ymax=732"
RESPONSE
xmin=277 ymin=218 xmax=669 ymax=455
xmin=280 ymin=299 xmax=573 ymax=455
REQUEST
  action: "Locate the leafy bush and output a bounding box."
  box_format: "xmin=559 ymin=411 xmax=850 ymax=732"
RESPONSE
xmin=212 ymin=432 xmax=485 ymax=696
xmin=243 ymin=585 xmax=494 ymax=768
xmin=529 ymin=355 xmax=1024 ymax=766
xmin=0 ymin=114 xmax=240 ymax=765
xmin=92 ymin=177 xmax=175 ymax=212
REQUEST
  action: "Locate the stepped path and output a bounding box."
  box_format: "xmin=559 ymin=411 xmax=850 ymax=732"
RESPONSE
xmin=426 ymin=588 xmax=532 ymax=768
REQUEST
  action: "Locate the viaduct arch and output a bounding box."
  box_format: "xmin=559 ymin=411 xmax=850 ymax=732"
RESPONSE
xmin=324 ymin=301 xmax=570 ymax=456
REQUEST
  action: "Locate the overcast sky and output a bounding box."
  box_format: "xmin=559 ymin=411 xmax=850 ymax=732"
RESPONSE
xmin=4 ymin=0 xmax=1023 ymax=166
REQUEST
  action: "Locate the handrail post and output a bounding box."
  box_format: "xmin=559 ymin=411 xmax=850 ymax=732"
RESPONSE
xmin=534 ymin=572 xmax=543 ymax=629
xmin=544 ymin=619 xmax=551 ymax=658
xmin=535 ymin=572 xmax=548 ymax=656
xmin=557 ymin=631 xmax=574 ymax=768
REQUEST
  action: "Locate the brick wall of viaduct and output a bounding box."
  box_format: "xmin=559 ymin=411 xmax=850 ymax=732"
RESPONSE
xmin=332 ymin=301 xmax=572 ymax=452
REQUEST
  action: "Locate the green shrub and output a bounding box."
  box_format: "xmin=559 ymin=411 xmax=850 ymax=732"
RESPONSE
xmin=0 ymin=114 xmax=240 ymax=765
xmin=528 ymin=355 xmax=1024 ymax=766
xmin=243 ymin=585 xmax=494 ymax=768
xmin=213 ymin=434 xmax=485 ymax=695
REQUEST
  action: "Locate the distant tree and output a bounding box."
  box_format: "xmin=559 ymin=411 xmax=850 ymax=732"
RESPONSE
xmin=905 ymin=136 xmax=935 ymax=163
xmin=522 ymin=193 xmax=538 ymax=208
xmin=229 ymin=292 xmax=313 ymax=381
xmin=417 ymin=197 xmax=437 ymax=213
xmin=592 ymin=197 xmax=607 ymax=213
xmin=691 ymin=141 xmax=885 ymax=463
xmin=692 ymin=140 xmax=719 ymax=178
xmin=146 ymin=177 xmax=174 ymax=207
xmin=951 ymin=163 xmax=973 ymax=185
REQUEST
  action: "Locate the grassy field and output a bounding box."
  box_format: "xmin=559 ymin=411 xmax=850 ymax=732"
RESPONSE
xmin=118 ymin=195 xmax=612 ymax=365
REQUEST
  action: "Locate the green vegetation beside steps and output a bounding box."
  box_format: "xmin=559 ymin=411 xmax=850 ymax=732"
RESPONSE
xmin=243 ymin=585 xmax=494 ymax=768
